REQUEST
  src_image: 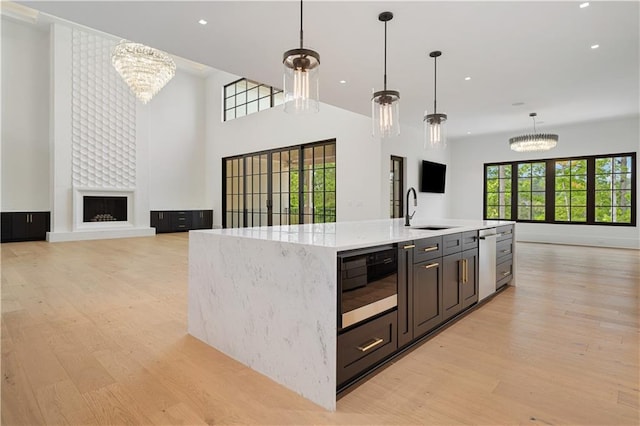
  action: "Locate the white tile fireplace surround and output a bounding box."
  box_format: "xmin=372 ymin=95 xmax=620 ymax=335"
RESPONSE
xmin=46 ymin=187 xmax=154 ymax=242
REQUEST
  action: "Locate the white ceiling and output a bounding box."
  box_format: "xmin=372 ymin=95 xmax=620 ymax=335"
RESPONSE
xmin=13 ymin=1 xmax=640 ymax=140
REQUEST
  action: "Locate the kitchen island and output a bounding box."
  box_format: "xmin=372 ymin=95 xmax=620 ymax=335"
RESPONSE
xmin=188 ymin=218 xmax=515 ymax=411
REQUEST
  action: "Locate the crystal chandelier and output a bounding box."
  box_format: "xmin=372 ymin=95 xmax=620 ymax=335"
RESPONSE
xmin=424 ymin=51 xmax=447 ymax=149
xmin=509 ymin=113 xmax=558 ymax=152
xmin=111 ymin=40 xmax=176 ymax=104
xmin=372 ymin=11 xmax=400 ymax=138
xmin=283 ymin=0 xmax=320 ymax=113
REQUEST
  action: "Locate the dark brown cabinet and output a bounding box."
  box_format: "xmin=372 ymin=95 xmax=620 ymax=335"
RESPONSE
xmin=461 ymin=248 xmax=479 ymax=309
xmin=496 ymin=225 xmax=514 ymax=290
xmin=398 ymin=236 xmax=446 ymax=347
xmin=339 ymin=231 xmax=481 ymax=392
xmin=150 ymin=210 xmax=213 ymax=233
xmin=442 ymin=252 xmax=463 ymax=320
xmin=337 ymin=310 xmax=397 ymax=388
xmin=1 ymin=212 xmax=50 ymax=243
xmin=413 ymin=258 xmax=443 ymax=337
xmin=442 ymin=231 xmax=479 ymax=321
xmin=397 ymin=241 xmax=414 ymax=348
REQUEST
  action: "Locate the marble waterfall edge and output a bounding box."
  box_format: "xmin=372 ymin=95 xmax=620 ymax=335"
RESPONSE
xmin=188 ymin=231 xmax=338 ymax=410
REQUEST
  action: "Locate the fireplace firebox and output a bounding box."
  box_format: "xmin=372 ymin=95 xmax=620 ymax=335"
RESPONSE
xmin=83 ymin=196 xmax=127 ymax=222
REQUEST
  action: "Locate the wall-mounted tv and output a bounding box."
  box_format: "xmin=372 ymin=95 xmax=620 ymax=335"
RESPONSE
xmin=421 ymin=160 xmax=446 ymax=193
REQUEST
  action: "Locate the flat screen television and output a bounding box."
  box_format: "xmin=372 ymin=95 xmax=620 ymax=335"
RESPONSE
xmin=421 ymin=160 xmax=446 ymax=193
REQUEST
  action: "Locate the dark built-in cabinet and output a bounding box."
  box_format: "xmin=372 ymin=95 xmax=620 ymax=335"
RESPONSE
xmin=1 ymin=212 xmax=50 ymax=243
xmin=150 ymin=210 xmax=213 ymax=234
xmin=337 ymin=230 xmax=480 ymax=390
xmin=400 ymin=231 xmax=479 ymax=347
xmin=496 ymin=224 xmax=514 ymax=289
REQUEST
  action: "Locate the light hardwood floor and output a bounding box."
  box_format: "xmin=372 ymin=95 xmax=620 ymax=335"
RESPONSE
xmin=1 ymin=234 xmax=638 ymax=425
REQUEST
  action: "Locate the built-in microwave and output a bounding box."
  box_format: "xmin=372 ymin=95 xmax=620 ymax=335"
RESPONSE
xmin=338 ymin=244 xmax=398 ymax=330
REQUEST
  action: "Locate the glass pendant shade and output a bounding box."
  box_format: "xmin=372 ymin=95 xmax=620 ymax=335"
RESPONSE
xmin=372 ymin=11 xmax=400 ymax=139
xmin=424 ymin=51 xmax=447 ymax=149
xmin=424 ymin=112 xmax=448 ymax=149
xmin=111 ymin=40 xmax=176 ymax=104
xmin=373 ymin=90 xmax=400 ymax=138
xmin=283 ymin=48 xmax=320 ymax=113
xmin=509 ymin=113 xmax=558 ymax=152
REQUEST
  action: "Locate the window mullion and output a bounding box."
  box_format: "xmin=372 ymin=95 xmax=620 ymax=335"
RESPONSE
xmin=545 ymin=160 xmax=555 ymax=223
xmin=511 ymin=162 xmax=518 ymax=221
xmin=586 ymin=157 xmax=596 ymax=224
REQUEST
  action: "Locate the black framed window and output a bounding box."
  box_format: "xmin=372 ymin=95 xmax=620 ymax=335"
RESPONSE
xmin=223 ymin=78 xmax=284 ymax=122
xmin=223 ymin=140 xmax=336 ymax=228
xmin=485 ymin=164 xmax=512 ymax=220
xmin=484 ymin=152 xmax=636 ymax=226
xmin=390 ymin=156 xmax=404 ymax=218
xmin=517 ymin=162 xmax=546 ymax=221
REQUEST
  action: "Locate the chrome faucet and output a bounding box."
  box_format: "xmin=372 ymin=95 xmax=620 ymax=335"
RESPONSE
xmin=405 ymin=187 xmax=417 ymax=226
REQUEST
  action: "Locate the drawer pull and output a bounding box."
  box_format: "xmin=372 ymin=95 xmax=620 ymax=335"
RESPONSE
xmin=423 ymin=246 xmax=438 ymax=252
xmin=500 ymin=249 xmax=510 ymax=254
xmin=501 ymin=271 xmax=511 ymax=277
xmin=424 ymin=262 xmax=439 ymax=269
xmin=357 ymin=337 xmax=384 ymax=352
xmin=403 ymin=244 xmax=416 ymax=250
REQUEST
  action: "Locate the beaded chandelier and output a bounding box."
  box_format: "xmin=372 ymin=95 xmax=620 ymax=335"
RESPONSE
xmin=509 ymin=113 xmax=558 ymax=152
xmin=111 ymin=40 xmax=176 ymax=104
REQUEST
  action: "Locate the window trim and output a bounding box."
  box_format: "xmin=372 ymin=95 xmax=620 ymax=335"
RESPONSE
xmin=483 ymin=152 xmax=636 ymax=226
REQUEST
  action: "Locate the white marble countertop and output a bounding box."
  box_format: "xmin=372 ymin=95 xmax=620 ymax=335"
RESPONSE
xmin=193 ymin=218 xmax=515 ymax=251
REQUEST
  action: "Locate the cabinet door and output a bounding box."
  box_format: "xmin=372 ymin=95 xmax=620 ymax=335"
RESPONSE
xmin=150 ymin=211 xmax=159 ymax=231
xmin=461 ymin=248 xmax=479 ymax=309
xmin=1 ymin=213 xmax=13 ymax=242
xmin=442 ymin=252 xmax=462 ymax=321
xmin=413 ymin=259 xmax=442 ymax=337
xmin=397 ymin=241 xmax=414 ymax=348
xmin=28 ymin=212 xmax=50 ymax=240
xmin=11 ymin=213 xmax=29 ymax=240
xmin=202 ymin=210 xmax=213 ymax=229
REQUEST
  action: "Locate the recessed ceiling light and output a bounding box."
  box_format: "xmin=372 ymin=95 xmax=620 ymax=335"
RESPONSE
xmin=579 ymin=2 xmax=589 ymax=8
xmin=464 ymin=77 xmax=471 ymax=81
xmin=591 ymin=44 xmax=600 ymax=49
xmin=467 ymin=131 xmax=472 ymax=135
xmin=198 ymin=19 xmax=208 ymax=25
xmin=339 ymin=80 xmax=347 ymax=84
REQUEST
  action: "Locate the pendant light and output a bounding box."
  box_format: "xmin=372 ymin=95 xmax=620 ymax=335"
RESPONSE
xmin=372 ymin=11 xmax=400 ymax=138
xmin=424 ymin=51 xmax=447 ymax=148
xmin=283 ymin=0 xmax=320 ymax=114
xmin=509 ymin=112 xmax=558 ymax=152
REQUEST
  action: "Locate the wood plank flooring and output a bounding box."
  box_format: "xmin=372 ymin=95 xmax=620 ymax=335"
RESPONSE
xmin=1 ymin=234 xmax=638 ymax=425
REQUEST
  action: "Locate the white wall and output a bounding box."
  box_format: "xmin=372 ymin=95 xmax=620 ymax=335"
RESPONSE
xmin=1 ymin=17 xmax=50 ymax=211
xmin=205 ymin=70 xmax=454 ymax=227
xmin=380 ymin=123 xmax=451 ymax=222
xmin=449 ymin=115 xmax=640 ymax=248
xmin=147 ymin=71 xmax=207 ymax=210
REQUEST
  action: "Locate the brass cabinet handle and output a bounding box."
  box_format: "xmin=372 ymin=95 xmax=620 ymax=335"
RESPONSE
xmin=423 ymin=246 xmax=438 ymax=252
xmin=403 ymin=244 xmax=416 ymax=250
xmin=424 ymin=262 xmax=439 ymax=269
xmin=357 ymin=337 xmax=384 ymax=352
xmin=463 ymin=259 xmax=468 ymax=284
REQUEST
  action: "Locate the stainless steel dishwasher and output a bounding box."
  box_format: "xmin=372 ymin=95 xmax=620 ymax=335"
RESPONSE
xmin=478 ymin=227 xmax=498 ymax=301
